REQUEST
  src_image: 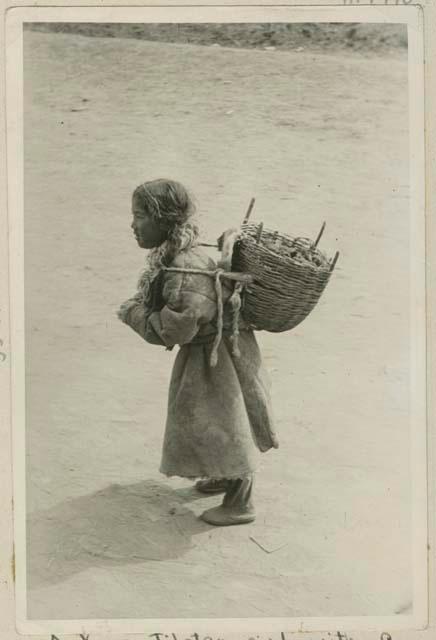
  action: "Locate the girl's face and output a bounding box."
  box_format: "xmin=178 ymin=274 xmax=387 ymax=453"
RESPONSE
xmin=131 ymin=196 xmax=168 ymax=249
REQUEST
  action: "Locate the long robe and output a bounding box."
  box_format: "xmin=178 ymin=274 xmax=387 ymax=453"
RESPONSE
xmin=121 ymin=245 xmax=278 ymax=479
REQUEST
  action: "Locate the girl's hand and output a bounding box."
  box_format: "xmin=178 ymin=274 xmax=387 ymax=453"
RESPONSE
xmin=117 ymin=302 xmax=132 ymax=323
xmin=117 ymin=295 xmax=143 ymax=323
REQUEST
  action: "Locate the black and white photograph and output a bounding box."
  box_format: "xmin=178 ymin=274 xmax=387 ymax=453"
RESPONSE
xmin=2 ymin=3 xmax=431 ymax=637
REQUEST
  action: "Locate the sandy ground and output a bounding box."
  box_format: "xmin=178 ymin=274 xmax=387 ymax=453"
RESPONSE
xmin=24 ymin=31 xmax=411 ymax=620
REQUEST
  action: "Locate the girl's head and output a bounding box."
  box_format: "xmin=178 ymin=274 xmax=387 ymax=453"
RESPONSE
xmin=131 ymin=179 xmax=198 ymax=267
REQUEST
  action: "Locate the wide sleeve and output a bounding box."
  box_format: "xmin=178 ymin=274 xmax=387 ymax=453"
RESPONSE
xmin=118 ymin=293 xmax=164 ymax=345
xmin=144 ymin=266 xmax=217 ymax=348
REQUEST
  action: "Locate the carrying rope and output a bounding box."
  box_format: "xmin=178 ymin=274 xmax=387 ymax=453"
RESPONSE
xmin=210 ymin=269 xmax=224 ymax=367
xmin=229 ymin=281 xmax=243 ymax=359
xmin=162 ymin=266 xmax=244 ymax=367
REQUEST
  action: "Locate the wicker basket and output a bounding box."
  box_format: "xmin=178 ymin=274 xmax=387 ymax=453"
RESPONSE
xmin=231 ymin=222 xmax=338 ymax=332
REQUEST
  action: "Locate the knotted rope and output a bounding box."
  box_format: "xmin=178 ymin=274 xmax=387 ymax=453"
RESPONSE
xmin=162 ymin=267 xmax=245 ymax=367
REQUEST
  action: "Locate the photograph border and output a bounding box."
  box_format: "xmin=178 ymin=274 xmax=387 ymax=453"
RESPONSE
xmin=1 ymin=2 xmax=433 ymax=638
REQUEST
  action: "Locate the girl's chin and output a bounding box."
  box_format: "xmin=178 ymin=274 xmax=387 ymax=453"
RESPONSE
xmin=135 ymin=236 xmax=147 ymax=248
xmin=138 ymin=238 xmax=160 ymax=249
xmin=134 ymin=234 xmax=161 ymax=249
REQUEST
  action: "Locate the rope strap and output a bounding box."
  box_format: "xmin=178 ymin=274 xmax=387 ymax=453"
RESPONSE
xmin=229 ymin=281 xmax=243 ymax=359
xmin=162 ymin=266 xmax=245 ymax=367
xmin=210 ymin=269 xmax=224 ymax=367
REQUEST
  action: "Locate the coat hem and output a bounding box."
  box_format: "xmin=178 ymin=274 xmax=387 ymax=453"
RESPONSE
xmin=159 ymin=469 xmax=256 ymax=480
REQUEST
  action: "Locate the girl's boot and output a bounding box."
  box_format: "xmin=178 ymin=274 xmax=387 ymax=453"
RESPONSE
xmin=195 ymin=478 xmax=230 ymax=494
xmin=200 ymin=475 xmax=255 ymax=526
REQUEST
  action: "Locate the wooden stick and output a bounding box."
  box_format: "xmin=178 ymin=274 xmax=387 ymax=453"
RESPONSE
xmin=256 ymin=222 xmax=264 ymax=244
xmin=314 ymin=221 xmax=326 ymax=248
xmin=198 ymin=242 xmax=219 ymax=248
xmin=163 ymin=266 xmax=253 ymax=284
xmin=243 ymin=197 xmax=256 ymax=225
xmin=221 ymin=272 xmax=254 ymax=284
xmin=330 ymin=251 xmax=340 ymax=272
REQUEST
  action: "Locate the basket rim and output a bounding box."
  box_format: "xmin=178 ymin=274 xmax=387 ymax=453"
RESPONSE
xmin=239 ymin=223 xmax=332 ymax=273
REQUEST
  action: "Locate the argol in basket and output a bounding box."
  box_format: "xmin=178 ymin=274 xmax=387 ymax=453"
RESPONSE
xmin=231 ymin=218 xmax=339 ymax=333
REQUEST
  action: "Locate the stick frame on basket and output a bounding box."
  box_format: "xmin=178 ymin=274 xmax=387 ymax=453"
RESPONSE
xmin=243 ymin=197 xmax=256 ymax=225
xmin=330 ymin=251 xmax=340 ymax=272
xmin=314 ymin=221 xmax=326 ymax=248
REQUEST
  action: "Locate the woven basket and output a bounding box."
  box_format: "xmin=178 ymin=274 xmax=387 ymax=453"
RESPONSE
xmin=231 ymin=222 xmax=338 ymax=332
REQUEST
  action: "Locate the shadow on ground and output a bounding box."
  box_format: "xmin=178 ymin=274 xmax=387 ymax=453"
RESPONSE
xmin=27 ymin=480 xmax=213 ymax=589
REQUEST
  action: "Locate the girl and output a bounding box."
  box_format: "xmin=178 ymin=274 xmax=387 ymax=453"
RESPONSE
xmin=118 ymin=179 xmax=278 ymax=526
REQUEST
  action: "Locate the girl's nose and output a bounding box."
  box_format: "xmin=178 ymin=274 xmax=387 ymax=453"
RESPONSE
xmin=131 ymin=220 xmax=136 ymax=230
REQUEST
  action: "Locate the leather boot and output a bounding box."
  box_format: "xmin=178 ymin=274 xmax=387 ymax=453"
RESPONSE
xmin=195 ymin=478 xmax=231 ymax=494
xmin=200 ymin=475 xmax=256 ymax=526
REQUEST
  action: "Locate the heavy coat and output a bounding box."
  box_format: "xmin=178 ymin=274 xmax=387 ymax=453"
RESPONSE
xmin=121 ymin=246 xmax=277 ymax=479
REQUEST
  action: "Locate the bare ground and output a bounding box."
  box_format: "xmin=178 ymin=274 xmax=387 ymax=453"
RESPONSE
xmin=24 ymin=31 xmax=411 ymax=620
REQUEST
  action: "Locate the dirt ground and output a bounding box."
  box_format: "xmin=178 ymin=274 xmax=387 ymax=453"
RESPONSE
xmin=24 ymin=31 xmax=411 ymax=620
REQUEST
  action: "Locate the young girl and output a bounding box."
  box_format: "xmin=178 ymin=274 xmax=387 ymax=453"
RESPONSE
xmin=118 ymin=179 xmax=278 ymax=526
